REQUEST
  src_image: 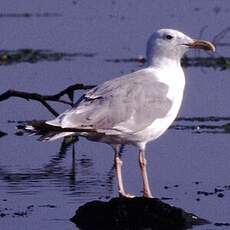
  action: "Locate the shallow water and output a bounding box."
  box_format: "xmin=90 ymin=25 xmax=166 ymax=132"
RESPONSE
xmin=0 ymin=1 xmax=230 ymax=229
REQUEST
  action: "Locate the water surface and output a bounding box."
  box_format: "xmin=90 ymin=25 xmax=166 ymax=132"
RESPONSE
xmin=0 ymin=1 xmax=230 ymax=229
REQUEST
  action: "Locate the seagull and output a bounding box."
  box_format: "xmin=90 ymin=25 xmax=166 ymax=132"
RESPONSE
xmin=19 ymin=29 xmax=215 ymax=198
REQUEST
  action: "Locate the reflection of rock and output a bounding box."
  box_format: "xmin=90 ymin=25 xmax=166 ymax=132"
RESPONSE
xmin=71 ymin=197 xmax=210 ymax=230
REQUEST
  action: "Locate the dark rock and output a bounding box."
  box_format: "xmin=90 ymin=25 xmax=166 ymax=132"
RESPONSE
xmin=0 ymin=213 xmax=6 ymax=217
xmin=161 ymin=197 xmax=173 ymax=201
xmin=214 ymin=188 xmax=224 ymax=193
xmin=217 ymin=193 xmax=224 ymax=198
xmin=27 ymin=205 xmax=34 ymax=210
xmin=197 ymin=191 xmax=214 ymax=196
xmin=224 ymin=185 xmax=230 ymax=190
xmin=215 ymin=222 xmax=230 ymax=226
xmin=70 ymin=197 xmax=210 ymax=230
xmin=13 ymin=211 xmax=27 ymax=217
xmin=38 ymin=204 xmax=56 ymax=208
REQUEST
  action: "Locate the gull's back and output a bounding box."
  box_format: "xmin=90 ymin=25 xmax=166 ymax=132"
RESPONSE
xmin=47 ymin=68 xmax=174 ymax=144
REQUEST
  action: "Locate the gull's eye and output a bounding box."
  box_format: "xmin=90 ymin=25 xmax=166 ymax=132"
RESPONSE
xmin=166 ymin=34 xmax=173 ymax=40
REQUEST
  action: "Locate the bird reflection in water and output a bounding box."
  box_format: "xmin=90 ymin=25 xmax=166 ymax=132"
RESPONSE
xmin=0 ymin=137 xmax=114 ymax=200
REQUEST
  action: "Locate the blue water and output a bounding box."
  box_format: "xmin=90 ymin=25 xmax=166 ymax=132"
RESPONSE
xmin=0 ymin=1 xmax=230 ymax=229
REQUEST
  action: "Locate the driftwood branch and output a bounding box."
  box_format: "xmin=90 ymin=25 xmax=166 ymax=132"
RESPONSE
xmin=0 ymin=83 xmax=95 ymax=117
xmin=0 ymin=90 xmax=60 ymax=116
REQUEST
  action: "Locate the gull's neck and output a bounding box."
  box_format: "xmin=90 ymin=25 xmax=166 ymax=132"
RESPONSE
xmin=146 ymin=55 xmax=182 ymax=69
xmin=146 ymin=53 xmax=185 ymax=88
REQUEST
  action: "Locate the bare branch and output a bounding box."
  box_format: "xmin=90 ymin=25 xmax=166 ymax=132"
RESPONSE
xmin=50 ymin=83 xmax=95 ymax=104
xmin=0 ymin=83 xmax=95 ymax=117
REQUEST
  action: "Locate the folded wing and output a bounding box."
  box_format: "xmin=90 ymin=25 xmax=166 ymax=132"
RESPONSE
xmin=47 ymin=69 xmax=172 ymax=134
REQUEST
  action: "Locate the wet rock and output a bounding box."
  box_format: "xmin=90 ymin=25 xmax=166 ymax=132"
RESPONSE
xmin=223 ymin=185 xmax=230 ymax=190
xmin=161 ymin=197 xmax=173 ymax=200
xmin=0 ymin=213 xmax=6 ymax=217
xmin=71 ymin=197 xmax=210 ymax=230
xmin=27 ymin=205 xmax=34 ymax=210
xmin=215 ymin=222 xmax=230 ymax=226
xmin=38 ymin=204 xmax=56 ymax=208
xmin=163 ymin=184 xmax=179 ymax=190
xmin=13 ymin=211 xmax=28 ymax=217
xmin=217 ymin=193 xmax=224 ymax=198
xmin=197 ymin=190 xmax=214 ymax=196
xmin=214 ymin=188 xmax=224 ymax=193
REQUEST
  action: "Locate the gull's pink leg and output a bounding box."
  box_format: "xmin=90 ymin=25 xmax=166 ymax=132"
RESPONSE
xmin=139 ymin=149 xmax=153 ymax=198
xmin=114 ymin=145 xmax=134 ymax=198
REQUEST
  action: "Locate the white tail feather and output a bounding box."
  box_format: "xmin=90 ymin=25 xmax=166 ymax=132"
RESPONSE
xmin=46 ymin=132 xmax=75 ymax=141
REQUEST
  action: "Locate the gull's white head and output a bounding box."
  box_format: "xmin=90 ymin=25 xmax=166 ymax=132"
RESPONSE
xmin=146 ymin=28 xmax=215 ymax=66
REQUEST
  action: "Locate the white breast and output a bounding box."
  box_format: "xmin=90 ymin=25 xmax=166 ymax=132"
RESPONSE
xmin=132 ymin=65 xmax=185 ymax=145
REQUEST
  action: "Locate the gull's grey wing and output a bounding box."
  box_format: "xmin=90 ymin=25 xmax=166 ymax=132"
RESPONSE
xmin=48 ymin=69 xmax=172 ymax=133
